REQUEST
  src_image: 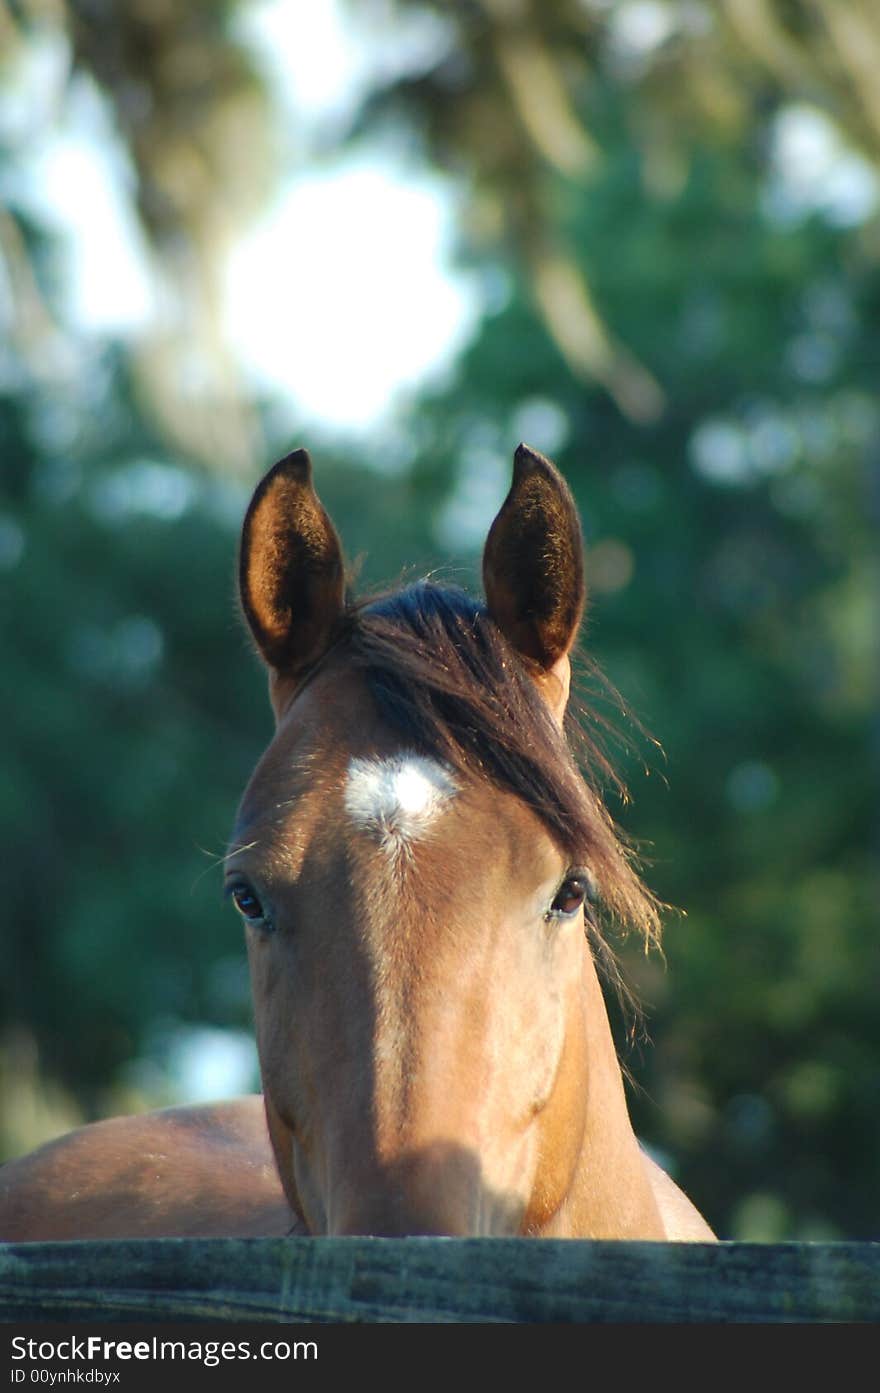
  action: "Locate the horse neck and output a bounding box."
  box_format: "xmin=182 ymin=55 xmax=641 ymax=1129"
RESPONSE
xmin=542 ymin=955 xmax=666 ymax=1239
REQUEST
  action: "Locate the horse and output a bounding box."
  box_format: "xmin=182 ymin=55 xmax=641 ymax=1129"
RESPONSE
xmin=0 ymin=444 xmax=714 ymax=1242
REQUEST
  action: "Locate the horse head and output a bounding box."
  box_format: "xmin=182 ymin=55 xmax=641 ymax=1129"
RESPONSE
xmin=228 ymin=444 xmax=670 ymax=1238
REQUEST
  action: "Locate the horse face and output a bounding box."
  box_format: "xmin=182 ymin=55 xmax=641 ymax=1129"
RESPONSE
xmin=232 ymin=444 xmax=607 ymax=1236
xmin=228 ymin=660 xmax=598 ymax=1231
xmin=227 ymin=661 xmax=593 ymax=1236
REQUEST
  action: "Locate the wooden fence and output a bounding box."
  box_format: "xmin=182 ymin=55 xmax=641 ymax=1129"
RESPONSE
xmin=1 ymin=1238 xmax=878 ymax=1323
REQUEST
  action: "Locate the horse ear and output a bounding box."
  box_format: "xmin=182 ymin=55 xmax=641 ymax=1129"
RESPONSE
xmin=483 ymin=443 xmax=586 ymax=674
xmin=239 ymin=449 xmax=345 ymax=677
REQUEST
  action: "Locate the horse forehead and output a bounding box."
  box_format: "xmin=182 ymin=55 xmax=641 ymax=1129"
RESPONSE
xmin=236 ymin=664 xmax=558 ymax=875
xmin=343 ymin=752 xmax=459 ymax=844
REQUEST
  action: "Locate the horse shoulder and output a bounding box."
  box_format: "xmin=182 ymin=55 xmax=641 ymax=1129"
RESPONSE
xmin=641 ymin=1149 xmax=717 ymax=1241
xmin=0 ymin=1097 xmax=296 ymax=1241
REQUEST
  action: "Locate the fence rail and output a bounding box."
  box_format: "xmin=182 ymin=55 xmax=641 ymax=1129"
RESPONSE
xmin=1 ymin=1238 xmax=878 ymax=1323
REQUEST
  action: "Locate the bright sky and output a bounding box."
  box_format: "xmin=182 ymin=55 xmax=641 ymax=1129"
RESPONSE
xmin=226 ymin=0 xmax=479 ymax=433
xmin=3 ymin=0 xmax=478 ymax=436
xmin=224 ymin=157 xmax=477 ymax=433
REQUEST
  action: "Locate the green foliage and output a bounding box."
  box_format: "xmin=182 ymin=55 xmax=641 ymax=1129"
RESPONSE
xmin=1 ymin=367 xmax=256 ymax=1112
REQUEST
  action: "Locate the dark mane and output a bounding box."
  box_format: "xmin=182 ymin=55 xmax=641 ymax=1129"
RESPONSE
xmin=340 ymin=581 xmax=661 ymax=951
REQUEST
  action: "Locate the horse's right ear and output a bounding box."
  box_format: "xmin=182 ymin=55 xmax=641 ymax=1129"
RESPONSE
xmin=239 ymin=450 xmax=345 ymax=679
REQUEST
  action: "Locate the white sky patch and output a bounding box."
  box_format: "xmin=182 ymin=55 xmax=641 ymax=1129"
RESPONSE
xmin=224 ymin=157 xmax=478 ymax=432
xmin=131 ymin=1025 xmax=260 ymax=1104
xmin=763 ymin=104 xmax=879 ymax=228
xmin=224 ymin=0 xmax=475 ymax=432
xmin=345 ymin=753 xmax=458 ymax=846
xmin=19 ymin=74 xmax=155 ymax=333
xmin=6 ymin=3 xmax=477 ymax=433
xmin=238 ymin=0 xmax=366 ymax=126
xmin=235 ymin=0 xmax=454 ymax=133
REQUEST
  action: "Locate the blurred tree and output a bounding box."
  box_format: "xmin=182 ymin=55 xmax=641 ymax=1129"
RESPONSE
xmin=6 ymin=2 xmax=880 ymax=454
xmin=351 ymin=0 xmax=880 ymax=419
xmin=0 ymin=0 xmax=273 ymax=471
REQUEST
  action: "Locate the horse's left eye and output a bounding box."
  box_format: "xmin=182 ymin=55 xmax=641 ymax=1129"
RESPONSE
xmin=549 ymin=870 xmax=597 ymax=918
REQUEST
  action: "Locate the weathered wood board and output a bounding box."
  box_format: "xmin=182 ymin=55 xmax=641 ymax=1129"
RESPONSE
xmin=1 ymin=1238 xmax=878 ymax=1323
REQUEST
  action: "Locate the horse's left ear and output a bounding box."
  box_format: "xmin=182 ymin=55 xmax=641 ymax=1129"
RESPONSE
xmin=483 ymin=443 xmax=586 ymax=722
xmin=239 ymin=449 xmax=345 ymax=681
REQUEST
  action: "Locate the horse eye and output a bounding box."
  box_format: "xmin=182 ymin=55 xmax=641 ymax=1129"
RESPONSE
xmin=228 ymin=882 xmax=266 ymax=924
xmin=550 ymin=870 xmax=597 ymax=919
